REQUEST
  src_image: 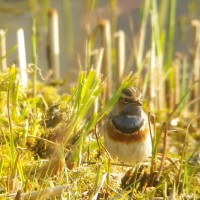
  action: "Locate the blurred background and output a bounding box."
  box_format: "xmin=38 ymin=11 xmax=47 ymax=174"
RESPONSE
xmin=0 ymin=0 xmax=200 ymax=84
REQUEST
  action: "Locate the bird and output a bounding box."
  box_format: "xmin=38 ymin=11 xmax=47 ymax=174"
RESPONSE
xmin=104 ymin=87 xmax=153 ymax=164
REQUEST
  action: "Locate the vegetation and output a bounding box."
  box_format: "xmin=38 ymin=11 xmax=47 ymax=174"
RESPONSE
xmin=0 ymin=0 xmax=200 ymax=199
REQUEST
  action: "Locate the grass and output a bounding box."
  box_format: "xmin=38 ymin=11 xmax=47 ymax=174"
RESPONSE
xmin=0 ymin=0 xmax=200 ymax=199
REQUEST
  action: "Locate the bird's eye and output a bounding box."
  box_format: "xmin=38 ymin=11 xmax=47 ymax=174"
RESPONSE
xmin=122 ymin=97 xmax=130 ymax=104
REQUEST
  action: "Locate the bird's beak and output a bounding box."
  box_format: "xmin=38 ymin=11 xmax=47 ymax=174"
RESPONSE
xmin=132 ymin=101 xmax=142 ymax=106
xmin=120 ymin=101 xmax=143 ymax=115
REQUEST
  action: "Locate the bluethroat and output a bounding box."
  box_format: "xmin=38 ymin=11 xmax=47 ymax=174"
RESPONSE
xmin=104 ymin=87 xmax=153 ymax=164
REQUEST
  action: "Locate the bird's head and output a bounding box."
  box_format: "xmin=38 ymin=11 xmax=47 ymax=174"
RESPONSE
xmin=118 ymin=87 xmax=143 ymax=115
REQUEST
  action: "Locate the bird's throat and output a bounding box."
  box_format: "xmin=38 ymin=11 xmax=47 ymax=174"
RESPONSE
xmin=112 ymin=115 xmax=144 ymax=133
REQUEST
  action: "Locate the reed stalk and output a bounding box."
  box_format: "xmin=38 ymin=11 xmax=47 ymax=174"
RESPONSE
xmin=48 ymin=9 xmax=60 ymax=79
xmin=17 ymin=28 xmax=27 ymax=88
xmin=174 ymin=59 xmax=180 ymax=106
xmin=167 ymin=0 xmax=177 ymax=65
xmin=158 ymin=0 xmax=169 ymax=29
xmin=63 ymin=0 xmax=74 ymax=55
xmin=114 ymin=30 xmax=125 ymax=89
xmin=99 ymin=19 xmax=112 ymax=101
xmin=6 ymin=89 xmax=15 ymax=166
xmin=90 ymin=48 xmax=104 ymax=112
xmin=109 ymin=0 xmax=117 ymax=33
xmin=191 ymin=20 xmax=200 ymax=128
xmin=180 ymin=57 xmax=188 ymax=114
xmin=149 ymin=15 xmax=156 ymax=110
xmin=41 ymin=0 xmax=49 ymax=27
xmin=156 ymin=121 xmax=168 ymax=182
xmin=0 ymin=29 xmax=7 ymax=72
xmin=150 ymin=0 xmax=166 ymax=110
xmin=31 ymin=18 xmax=37 ymax=97
xmin=90 ymin=48 xmax=104 ymax=75
xmin=86 ymin=0 xmax=98 ymax=11
xmin=135 ymin=0 xmax=150 ymax=68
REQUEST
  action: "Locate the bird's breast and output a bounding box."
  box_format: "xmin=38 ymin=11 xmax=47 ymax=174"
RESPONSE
xmin=106 ymin=115 xmax=149 ymax=144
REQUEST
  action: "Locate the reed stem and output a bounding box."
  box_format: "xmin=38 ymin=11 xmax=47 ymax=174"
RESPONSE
xmin=48 ymin=9 xmax=60 ymax=79
xmin=114 ymin=30 xmax=125 ymax=89
xmin=0 ymin=29 xmax=7 ymax=72
xmin=191 ymin=20 xmax=200 ymax=128
xmin=99 ymin=19 xmax=112 ymax=101
xmin=17 ymin=28 xmax=27 ymax=88
xmin=31 ymin=18 xmax=37 ymax=98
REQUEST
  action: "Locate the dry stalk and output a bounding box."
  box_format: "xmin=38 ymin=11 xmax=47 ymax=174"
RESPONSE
xmin=173 ymin=59 xmax=180 ymax=107
xmin=99 ymin=19 xmax=111 ymax=101
xmin=6 ymin=185 xmax=67 ymax=199
xmin=90 ymin=48 xmax=104 ymax=112
xmin=48 ymin=9 xmax=60 ymax=79
xmin=156 ymin=121 xmax=168 ymax=182
xmin=17 ymin=28 xmax=27 ymax=88
xmin=191 ymin=20 xmax=200 ymax=128
xmin=114 ymin=30 xmax=125 ymax=89
xmin=0 ymin=29 xmax=7 ymax=72
xmin=148 ymin=112 xmax=157 ymax=173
